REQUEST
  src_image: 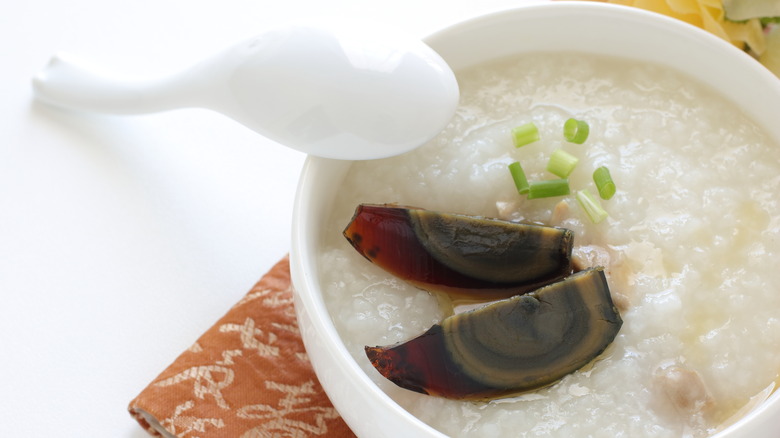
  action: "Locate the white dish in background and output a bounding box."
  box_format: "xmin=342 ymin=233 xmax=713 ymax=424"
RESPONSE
xmin=291 ymin=3 xmax=780 ymax=438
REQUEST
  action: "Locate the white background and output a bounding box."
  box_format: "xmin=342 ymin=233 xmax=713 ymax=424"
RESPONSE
xmin=0 ymin=0 xmax=542 ymax=436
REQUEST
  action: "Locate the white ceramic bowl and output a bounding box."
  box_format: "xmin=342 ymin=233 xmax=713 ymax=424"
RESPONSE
xmin=290 ymin=3 xmax=780 ymax=437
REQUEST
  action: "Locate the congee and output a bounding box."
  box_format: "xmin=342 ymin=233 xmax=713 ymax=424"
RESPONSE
xmin=318 ymin=52 xmax=780 ymax=437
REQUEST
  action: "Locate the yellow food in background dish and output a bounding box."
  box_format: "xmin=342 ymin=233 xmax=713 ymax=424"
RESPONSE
xmin=761 ymin=25 xmax=780 ymax=75
xmin=584 ymin=0 xmax=779 ymax=75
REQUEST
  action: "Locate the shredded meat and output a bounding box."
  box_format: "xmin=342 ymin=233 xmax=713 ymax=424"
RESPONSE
xmin=550 ymin=200 xmax=570 ymax=226
xmin=572 ymin=244 xmax=611 ymax=271
xmin=572 ymin=244 xmax=631 ymax=310
xmin=495 ymin=201 xmax=523 ymax=222
xmin=655 ymin=364 xmax=714 ymax=416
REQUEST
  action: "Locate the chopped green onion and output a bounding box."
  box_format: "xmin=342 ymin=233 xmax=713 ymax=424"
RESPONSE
xmin=508 ymin=161 xmax=530 ymax=194
xmin=527 ymin=179 xmax=570 ymax=199
xmin=593 ymin=166 xmax=616 ymax=200
xmin=546 ymin=149 xmax=579 ymax=178
xmin=563 ymin=118 xmax=589 ymax=144
xmin=576 ymin=189 xmax=608 ymax=224
xmin=511 ymin=122 xmax=540 ymax=148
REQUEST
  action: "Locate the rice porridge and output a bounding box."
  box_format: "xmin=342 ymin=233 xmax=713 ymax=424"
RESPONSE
xmin=317 ymin=52 xmax=780 ymax=437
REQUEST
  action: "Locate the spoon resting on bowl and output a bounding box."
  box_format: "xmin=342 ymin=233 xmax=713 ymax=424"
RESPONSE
xmin=32 ymin=20 xmax=459 ymax=160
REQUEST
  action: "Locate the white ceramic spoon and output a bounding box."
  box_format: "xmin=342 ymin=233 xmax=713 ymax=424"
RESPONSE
xmin=32 ymin=20 xmax=459 ymax=160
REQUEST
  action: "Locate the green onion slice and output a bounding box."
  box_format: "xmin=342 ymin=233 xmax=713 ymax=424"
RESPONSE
xmin=547 ymin=149 xmax=579 ymax=178
xmin=527 ymin=179 xmax=570 ymax=199
xmin=563 ymin=118 xmax=589 ymax=144
xmin=511 ymin=122 xmax=540 ymax=148
xmin=508 ymin=161 xmax=530 ymax=194
xmin=576 ymin=189 xmax=608 ymax=224
xmin=593 ymin=166 xmax=616 ymax=200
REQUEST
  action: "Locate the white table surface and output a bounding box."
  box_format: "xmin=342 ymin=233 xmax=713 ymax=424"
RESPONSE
xmin=0 ymin=0 xmax=544 ymax=436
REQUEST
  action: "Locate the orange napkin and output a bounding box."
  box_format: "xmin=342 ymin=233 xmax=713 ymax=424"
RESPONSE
xmin=128 ymin=256 xmax=356 ymax=438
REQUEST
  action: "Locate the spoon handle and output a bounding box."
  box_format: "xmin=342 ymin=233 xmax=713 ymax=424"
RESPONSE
xmin=32 ymin=52 xmax=201 ymax=114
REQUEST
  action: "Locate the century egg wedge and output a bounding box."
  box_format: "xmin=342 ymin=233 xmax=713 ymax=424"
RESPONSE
xmin=364 ymin=268 xmax=622 ymax=400
xmin=343 ymin=204 xmax=574 ymax=300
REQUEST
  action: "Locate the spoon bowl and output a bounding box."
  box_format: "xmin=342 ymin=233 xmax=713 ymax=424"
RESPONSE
xmin=32 ymin=20 xmax=459 ymax=160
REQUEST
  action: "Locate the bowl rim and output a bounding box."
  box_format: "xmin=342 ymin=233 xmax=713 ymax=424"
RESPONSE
xmin=291 ymin=2 xmax=780 ymax=437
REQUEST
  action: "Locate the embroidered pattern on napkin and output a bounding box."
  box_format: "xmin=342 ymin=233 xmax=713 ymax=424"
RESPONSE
xmin=128 ymin=256 xmax=356 ymax=438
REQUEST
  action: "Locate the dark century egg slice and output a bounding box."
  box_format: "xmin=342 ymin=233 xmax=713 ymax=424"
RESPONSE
xmin=364 ymin=268 xmax=623 ymax=400
xmin=343 ymin=204 xmax=574 ymax=299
